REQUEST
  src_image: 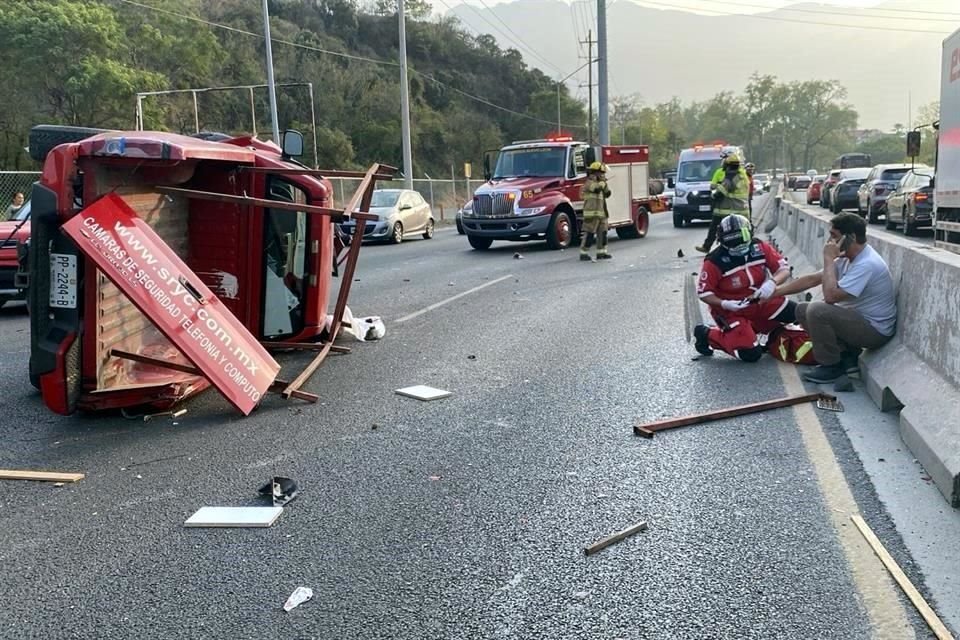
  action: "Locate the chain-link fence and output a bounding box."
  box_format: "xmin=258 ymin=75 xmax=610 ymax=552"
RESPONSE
xmin=328 ymin=178 xmax=478 ymax=221
xmin=0 ymin=172 xmax=40 ymax=217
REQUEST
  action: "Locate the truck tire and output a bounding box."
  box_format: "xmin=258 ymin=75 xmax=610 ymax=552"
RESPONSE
xmin=546 ymin=210 xmax=573 ymax=250
xmin=673 ymin=211 xmax=685 ymax=228
xmin=29 ymin=125 xmax=110 ymax=163
xmin=468 ymin=235 xmax=493 ymax=250
xmin=616 ymin=206 xmax=649 ymax=239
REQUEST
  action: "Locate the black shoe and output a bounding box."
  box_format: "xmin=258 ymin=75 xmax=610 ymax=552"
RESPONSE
xmin=803 ymin=363 xmax=847 ymax=384
xmin=579 ymin=254 xmax=592 ymax=262
xmin=693 ymin=324 xmax=714 ymax=356
xmin=841 ymin=349 xmax=862 ymax=374
xmin=597 ymin=253 xmax=613 ymax=260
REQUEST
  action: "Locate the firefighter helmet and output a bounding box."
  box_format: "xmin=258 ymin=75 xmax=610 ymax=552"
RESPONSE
xmin=588 ymin=161 xmax=607 ymax=173
xmin=722 ymin=153 xmax=742 ymax=167
xmin=719 ymin=214 xmax=752 ymax=256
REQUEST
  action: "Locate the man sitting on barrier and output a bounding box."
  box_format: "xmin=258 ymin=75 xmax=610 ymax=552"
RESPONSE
xmin=772 ymin=212 xmax=897 ymax=383
xmin=693 ymin=214 xmax=795 ymax=362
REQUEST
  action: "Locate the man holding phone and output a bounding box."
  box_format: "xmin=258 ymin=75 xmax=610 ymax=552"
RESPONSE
xmin=773 ymin=213 xmax=897 ymax=383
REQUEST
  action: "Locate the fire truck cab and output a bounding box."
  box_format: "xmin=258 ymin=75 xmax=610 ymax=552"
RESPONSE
xmin=461 ymin=136 xmax=665 ymax=251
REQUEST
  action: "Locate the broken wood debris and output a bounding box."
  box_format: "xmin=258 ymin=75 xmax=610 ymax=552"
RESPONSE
xmin=0 ymin=470 xmax=85 ymax=483
xmin=584 ymin=520 xmax=648 ymax=556
xmin=850 ymin=514 xmax=954 ymax=640
xmin=633 ymin=393 xmax=841 ymax=438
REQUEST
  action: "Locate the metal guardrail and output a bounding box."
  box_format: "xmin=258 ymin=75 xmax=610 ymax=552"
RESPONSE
xmin=0 ymin=171 xmax=40 ymax=218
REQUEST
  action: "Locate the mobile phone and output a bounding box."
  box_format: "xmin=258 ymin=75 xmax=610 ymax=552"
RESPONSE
xmin=837 ymin=234 xmax=854 ymax=251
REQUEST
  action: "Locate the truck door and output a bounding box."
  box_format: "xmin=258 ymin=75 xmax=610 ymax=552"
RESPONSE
xmin=262 ymin=178 xmax=310 ymax=339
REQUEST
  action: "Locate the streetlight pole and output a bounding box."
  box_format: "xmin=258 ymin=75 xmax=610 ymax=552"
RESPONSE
xmin=261 ymin=0 xmax=281 ymax=145
xmin=398 ymin=0 xmax=414 ymax=189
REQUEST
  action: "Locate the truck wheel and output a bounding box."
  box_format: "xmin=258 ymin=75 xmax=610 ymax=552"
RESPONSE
xmin=456 ymin=217 xmax=465 ymax=235
xmin=546 ymin=211 xmax=573 ymax=250
xmin=468 ymin=235 xmax=493 ymax=250
xmin=673 ymin=211 xmax=685 ymax=228
xmin=29 ymin=124 xmax=109 ymax=163
xmin=617 ymin=206 xmax=649 ymax=239
xmin=391 ymin=221 xmax=403 ymax=244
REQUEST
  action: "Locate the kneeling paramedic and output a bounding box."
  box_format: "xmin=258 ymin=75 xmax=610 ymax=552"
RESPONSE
xmin=694 ymin=215 xmax=796 ymax=362
xmin=580 ymin=161 xmax=612 ymax=261
xmin=696 ymin=154 xmax=751 ymax=254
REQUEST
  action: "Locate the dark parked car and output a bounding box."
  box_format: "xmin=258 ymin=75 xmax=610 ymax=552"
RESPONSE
xmin=831 ymin=176 xmax=868 ymax=213
xmin=857 ymin=164 xmax=928 ymax=224
xmin=885 ymin=170 xmax=934 ymax=236
xmin=820 ymin=170 xmax=844 ymax=209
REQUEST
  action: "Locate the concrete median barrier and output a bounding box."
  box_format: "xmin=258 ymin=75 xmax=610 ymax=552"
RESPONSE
xmin=765 ymin=199 xmax=960 ymax=507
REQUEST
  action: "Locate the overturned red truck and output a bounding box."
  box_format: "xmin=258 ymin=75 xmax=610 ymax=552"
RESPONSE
xmin=21 ymin=126 xmax=387 ymax=415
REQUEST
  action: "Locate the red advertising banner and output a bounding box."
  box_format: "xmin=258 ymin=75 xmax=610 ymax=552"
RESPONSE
xmin=63 ymin=193 xmax=280 ymax=415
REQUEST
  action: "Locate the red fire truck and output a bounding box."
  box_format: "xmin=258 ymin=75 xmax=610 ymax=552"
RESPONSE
xmin=21 ymin=126 xmax=387 ymax=416
xmin=460 ymin=136 xmax=667 ymax=250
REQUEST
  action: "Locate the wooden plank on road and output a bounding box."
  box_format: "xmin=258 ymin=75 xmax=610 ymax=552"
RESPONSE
xmin=0 ymin=470 xmax=85 ymax=483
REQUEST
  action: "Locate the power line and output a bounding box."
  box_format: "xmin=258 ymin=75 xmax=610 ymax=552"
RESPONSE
xmin=111 ymin=0 xmax=583 ymax=130
xmin=643 ymin=0 xmax=954 ymax=34
xmin=474 ymin=0 xmax=568 ymax=75
xmin=114 ymin=0 xmax=399 ymax=67
xmin=684 ymin=0 xmax=960 ymax=23
xmin=437 ymin=0 xmax=567 ymax=76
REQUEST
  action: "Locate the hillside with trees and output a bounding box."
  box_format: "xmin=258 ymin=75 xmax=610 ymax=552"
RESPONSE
xmin=0 ymin=1 xmax=935 ymax=176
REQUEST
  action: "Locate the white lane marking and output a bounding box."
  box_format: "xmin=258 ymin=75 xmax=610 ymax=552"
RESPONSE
xmin=394 ymin=274 xmax=514 ymax=324
xmin=778 ymin=363 xmax=914 ymax=637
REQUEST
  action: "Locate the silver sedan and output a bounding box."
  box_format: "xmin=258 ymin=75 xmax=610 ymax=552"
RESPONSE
xmin=340 ymin=189 xmax=435 ymax=244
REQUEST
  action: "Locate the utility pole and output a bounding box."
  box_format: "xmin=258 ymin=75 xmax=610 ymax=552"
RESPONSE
xmin=261 ymin=0 xmax=280 ymax=144
xmin=581 ymin=30 xmax=595 ymax=145
xmin=597 ymin=0 xmax=609 ymax=145
xmin=398 ymin=0 xmax=414 ymax=189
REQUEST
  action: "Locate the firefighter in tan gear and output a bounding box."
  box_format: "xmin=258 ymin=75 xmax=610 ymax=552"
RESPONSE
xmin=579 ymin=161 xmax=612 ymax=261
xmin=696 ymin=153 xmax=751 ymax=254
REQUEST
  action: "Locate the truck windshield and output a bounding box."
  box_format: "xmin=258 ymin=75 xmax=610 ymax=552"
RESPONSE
xmin=493 ymin=147 xmax=566 ymax=178
xmin=263 ymin=179 xmax=309 ymax=339
xmin=678 ymin=159 xmax=721 ymax=182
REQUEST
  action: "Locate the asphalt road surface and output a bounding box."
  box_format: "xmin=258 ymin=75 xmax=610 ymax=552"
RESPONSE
xmin=0 ymin=195 xmax=956 ymax=639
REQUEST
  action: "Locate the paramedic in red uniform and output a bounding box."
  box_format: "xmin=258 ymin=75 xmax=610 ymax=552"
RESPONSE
xmin=693 ymin=214 xmax=796 ymax=361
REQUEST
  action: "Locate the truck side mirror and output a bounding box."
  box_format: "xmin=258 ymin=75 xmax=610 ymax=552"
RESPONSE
xmin=584 ymin=147 xmax=597 ymax=167
xmin=282 ymin=129 xmax=304 ymax=159
xmin=906 ymin=131 xmax=921 ymax=158
xmin=482 ymin=152 xmax=492 ymax=181
xmin=667 ymin=177 xmax=675 ymax=189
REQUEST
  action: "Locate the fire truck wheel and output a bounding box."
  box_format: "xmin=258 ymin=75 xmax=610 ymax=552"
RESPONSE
xmin=546 ymin=210 xmax=573 ymax=250
xmin=468 ymin=235 xmax=493 ymax=250
xmin=617 ymin=207 xmax=649 ymax=239
xmin=422 ymin=219 xmax=435 ymax=239
xmin=391 ymin=221 xmax=404 ymax=244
